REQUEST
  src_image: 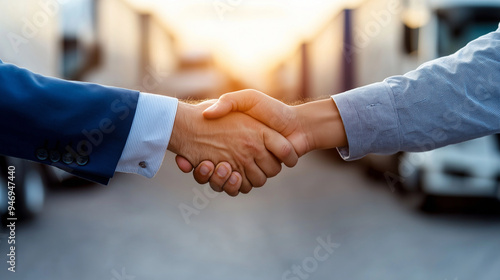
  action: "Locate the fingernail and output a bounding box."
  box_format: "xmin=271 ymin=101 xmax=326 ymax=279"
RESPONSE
xmin=216 ymin=166 xmax=228 ymax=178
xmin=200 ymin=165 xmax=210 ymax=176
xmin=229 ymin=174 xmax=238 ymax=185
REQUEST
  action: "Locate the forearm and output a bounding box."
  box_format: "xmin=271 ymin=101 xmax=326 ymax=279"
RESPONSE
xmin=0 ymin=60 xmax=139 ymax=184
xmin=295 ymin=99 xmax=347 ymax=152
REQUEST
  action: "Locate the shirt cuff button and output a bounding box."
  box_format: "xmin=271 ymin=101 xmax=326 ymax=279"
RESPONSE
xmin=139 ymin=161 xmax=147 ymax=168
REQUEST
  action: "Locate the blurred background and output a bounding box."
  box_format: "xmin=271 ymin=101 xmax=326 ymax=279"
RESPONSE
xmin=1 ymin=0 xmax=500 ymax=279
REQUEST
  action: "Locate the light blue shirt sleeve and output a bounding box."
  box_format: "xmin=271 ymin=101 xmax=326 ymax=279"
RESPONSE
xmin=333 ymin=25 xmax=500 ymax=160
xmin=115 ymin=92 xmax=178 ymax=177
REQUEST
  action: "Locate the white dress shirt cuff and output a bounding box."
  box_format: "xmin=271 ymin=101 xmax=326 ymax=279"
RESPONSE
xmin=115 ymin=92 xmax=178 ymax=178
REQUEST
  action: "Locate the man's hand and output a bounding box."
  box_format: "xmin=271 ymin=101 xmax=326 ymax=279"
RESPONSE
xmin=181 ymin=90 xmax=348 ymax=191
xmin=204 ymin=89 xmax=347 ymax=154
xmin=204 ymin=90 xmax=311 ymax=156
xmin=168 ymin=100 xmax=298 ymax=196
xmin=176 ymin=156 xmax=243 ymax=195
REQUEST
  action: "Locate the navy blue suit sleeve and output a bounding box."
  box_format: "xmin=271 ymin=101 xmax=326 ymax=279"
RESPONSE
xmin=0 ymin=60 xmax=140 ymax=184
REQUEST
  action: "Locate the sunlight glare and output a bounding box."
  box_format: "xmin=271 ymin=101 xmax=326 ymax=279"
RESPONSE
xmin=125 ymin=0 xmax=355 ymax=81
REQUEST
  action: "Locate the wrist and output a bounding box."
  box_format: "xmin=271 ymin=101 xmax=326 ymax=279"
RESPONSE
xmin=168 ymin=102 xmax=194 ymax=156
xmin=295 ymin=98 xmax=347 ymax=151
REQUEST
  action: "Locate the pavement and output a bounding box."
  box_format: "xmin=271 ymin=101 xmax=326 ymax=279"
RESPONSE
xmin=1 ymin=150 xmax=500 ymax=280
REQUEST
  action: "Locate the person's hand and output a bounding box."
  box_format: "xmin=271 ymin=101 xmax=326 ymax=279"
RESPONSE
xmin=174 ymin=90 xmax=308 ymax=193
xmin=204 ymin=89 xmax=347 ymax=154
xmin=176 ymin=156 xmax=243 ymax=194
xmin=204 ymin=89 xmax=311 ymax=156
xmin=168 ymin=100 xmax=298 ymax=196
xmin=182 ymin=90 xmax=347 ymax=190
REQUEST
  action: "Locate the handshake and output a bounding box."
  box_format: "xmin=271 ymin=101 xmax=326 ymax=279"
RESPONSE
xmin=168 ymin=89 xmax=347 ymax=196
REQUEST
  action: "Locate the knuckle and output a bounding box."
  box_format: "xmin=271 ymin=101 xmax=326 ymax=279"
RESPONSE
xmin=282 ymin=143 xmax=298 ymax=167
xmin=223 ymin=184 xmax=239 ymax=196
xmin=239 ymin=179 xmax=252 ymax=193
xmin=209 ymin=182 xmax=222 ymax=192
xmin=269 ymin=164 xmax=282 ymax=178
xmin=280 ymin=142 xmax=293 ymax=159
xmin=226 ymin=190 xmax=239 ymax=197
xmin=194 ymin=172 xmax=208 ymax=184
xmin=238 ymin=152 xmax=254 ymax=168
xmin=269 ymin=115 xmax=287 ymax=131
xmin=253 ymin=176 xmax=267 ymax=188
xmin=209 ymin=176 xmax=225 ymax=190
xmin=219 ymin=94 xmax=230 ymax=104
xmin=240 ymin=187 xmax=252 ymax=194
xmin=243 ymin=138 xmax=259 ymax=152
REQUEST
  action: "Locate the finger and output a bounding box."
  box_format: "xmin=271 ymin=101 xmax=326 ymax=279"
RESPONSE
xmin=222 ymin=172 xmax=245 ymax=194
xmin=244 ymin=162 xmax=267 ymax=189
xmin=226 ymin=175 xmax=252 ymax=197
xmin=254 ymin=150 xmax=282 ymax=178
xmin=223 ymin=168 xmax=253 ymax=196
xmin=209 ymin=162 xmax=232 ymax=192
xmin=175 ymin=155 xmax=194 ymax=173
xmin=192 ymin=161 xmax=215 ymax=184
xmin=263 ymin=129 xmax=299 ymax=168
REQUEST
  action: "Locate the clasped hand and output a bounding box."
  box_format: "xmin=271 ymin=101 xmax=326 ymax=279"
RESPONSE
xmin=173 ymin=90 xmax=346 ymax=196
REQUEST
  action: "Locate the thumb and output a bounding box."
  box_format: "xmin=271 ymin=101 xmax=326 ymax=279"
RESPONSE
xmin=204 ymin=90 xmax=293 ymax=135
xmin=203 ymin=89 xmax=260 ymax=119
xmin=203 ymin=98 xmax=234 ymax=119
